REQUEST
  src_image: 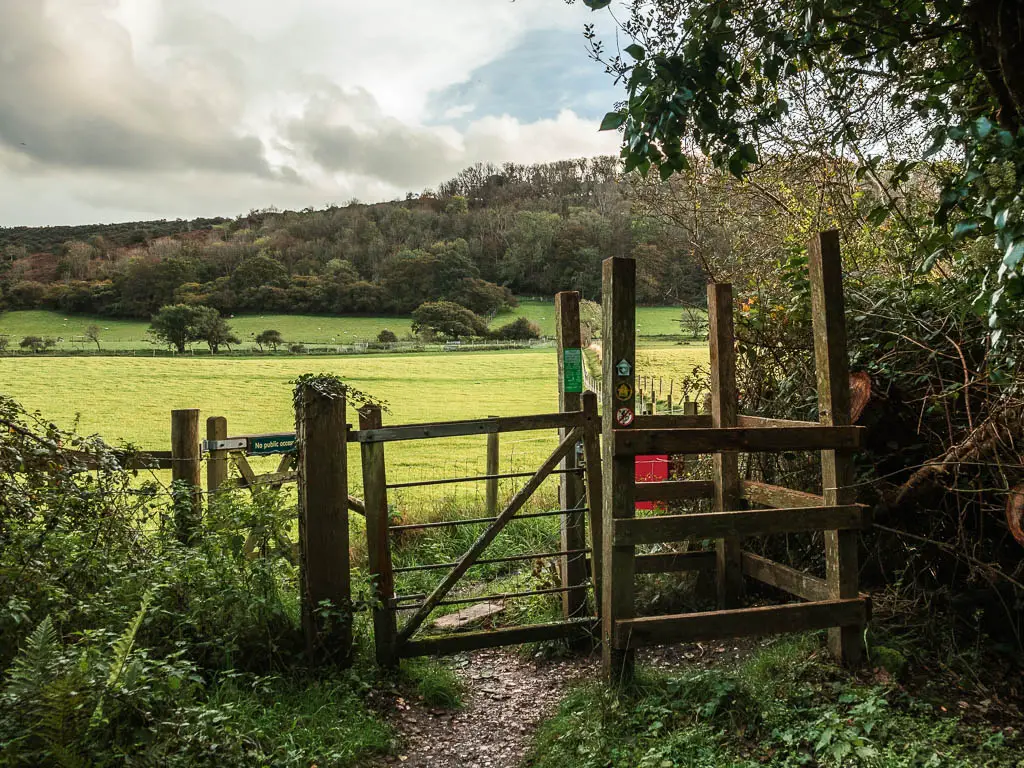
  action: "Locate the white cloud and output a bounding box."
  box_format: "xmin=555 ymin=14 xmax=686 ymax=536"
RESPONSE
xmin=0 ymin=0 xmax=624 ymax=225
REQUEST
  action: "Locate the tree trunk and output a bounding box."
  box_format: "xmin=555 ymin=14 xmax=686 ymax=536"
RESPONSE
xmin=969 ymin=0 xmax=1024 ymax=131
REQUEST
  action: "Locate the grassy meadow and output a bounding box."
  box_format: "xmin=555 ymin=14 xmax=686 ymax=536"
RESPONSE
xmin=0 ymin=300 xmax=703 ymax=351
xmin=0 ymin=343 xmax=708 ymax=512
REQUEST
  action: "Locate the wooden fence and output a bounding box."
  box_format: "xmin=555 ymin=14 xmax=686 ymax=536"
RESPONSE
xmin=54 ymin=233 xmax=870 ymax=673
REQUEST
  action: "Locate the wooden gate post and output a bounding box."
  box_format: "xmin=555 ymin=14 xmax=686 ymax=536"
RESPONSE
xmin=206 ymin=416 xmax=228 ymax=494
xmin=809 ymin=230 xmax=865 ymax=665
xmin=360 ymin=405 xmax=397 ymax=668
xmin=556 ymin=290 xmax=588 ymax=621
xmin=602 ymin=257 xmax=636 ymax=683
xmin=296 ymin=382 xmax=352 ymax=667
xmin=171 ymin=408 xmax=202 ymax=544
xmin=708 ymin=284 xmax=743 ymax=608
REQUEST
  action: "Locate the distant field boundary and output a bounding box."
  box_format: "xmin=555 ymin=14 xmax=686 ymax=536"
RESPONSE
xmin=0 ymin=339 xmax=554 ymax=359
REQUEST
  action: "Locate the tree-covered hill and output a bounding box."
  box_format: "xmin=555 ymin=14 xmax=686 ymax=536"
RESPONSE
xmin=0 ymin=158 xmax=707 ymax=321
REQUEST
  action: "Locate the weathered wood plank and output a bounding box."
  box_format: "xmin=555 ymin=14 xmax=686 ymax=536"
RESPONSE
xmin=355 ymin=411 xmax=589 ymax=444
xmin=613 ymin=505 xmax=870 ymax=546
xmin=738 ymin=415 xmax=820 ymax=428
xmin=741 ymin=480 xmax=825 ymax=509
xmin=400 ymin=619 xmax=597 ymax=657
xmin=486 ymin=423 xmax=499 ymax=517
xmin=557 ymin=291 xmax=588 ymax=623
xmin=581 ymin=391 xmax=604 ymax=615
xmin=613 ymin=598 xmax=869 ymax=647
xmin=601 ymin=255 xmax=636 ymax=683
xmin=708 ymin=283 xmax=742 ymax=608
xmin=636 ymin=550 xmax=717 ymax=574
xmin=633 ymin=414 xmax=713 ymax=429
xmin=206 ymin=416 xmax=228 ymax=493
xmin=397 ymin=427 xmax=582 ymax=643
xmin=809 ymin=229 xmax=865 ymax=665
xmin=635 ymin=480 xmax=716 ymax=503
xmin=612 ymin=425 xmax=864 ymax=456
xmin=360 ymin=405 xmax=397 ymax=668
xmin=741 ymin=552 xmax=830 ymax=601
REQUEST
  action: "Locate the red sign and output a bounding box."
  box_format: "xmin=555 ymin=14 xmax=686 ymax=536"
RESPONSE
xmin=635 ymin=454 xmax=669 ymax=510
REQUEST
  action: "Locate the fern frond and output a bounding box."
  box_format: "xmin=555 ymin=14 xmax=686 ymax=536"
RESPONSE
xmin=3 ymin=615 xmax=60 ymax=700
xmin=89 ymin=589 xmax=153 ymax=729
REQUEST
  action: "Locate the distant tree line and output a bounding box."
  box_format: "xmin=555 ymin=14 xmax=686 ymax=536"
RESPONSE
xmin=0 ymin=158 xmax=708 ymax=321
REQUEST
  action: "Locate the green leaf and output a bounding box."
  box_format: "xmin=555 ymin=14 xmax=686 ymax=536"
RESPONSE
xmin=599 ymin=111 xmax=626 ymax=132
xmin=1004 ymin=241 xmax=1024 ymax=270
xmin=624 ymin=43 xmax=645 ymax=60
xmin=866 ymin=206 xmax=890 ymax=225
xmin=952 ymin=221 xmax=979 ymax=241
xmin=975 ymin=115 xmax=993 ymax=139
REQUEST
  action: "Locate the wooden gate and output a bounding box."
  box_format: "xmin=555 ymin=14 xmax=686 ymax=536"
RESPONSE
xmin=357 ymin=400 xmax=603 ymax=667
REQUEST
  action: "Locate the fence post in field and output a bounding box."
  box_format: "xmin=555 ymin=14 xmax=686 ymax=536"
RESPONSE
xmin=602 ymin=256 xmax=636 ymax=683
xmin=360 ymin=404 xmax=397 ymax=668
xmin=171 ymin=408 xmax=202 ymax=544
xmin=667 ymin=380 xmax=674 ymax=414
xmin=486 ymin=418 xmax=500 ymax=518
xmin=555 ymin=290 xmax=588 ymax=621
xmin=296 ymin=381 xmax=352 ymax=667
xmin=809 ymin=230 xmax=865 ymax=666
xmin=709 ymin=283 xmax=743 ymax=608
xmin=206 ymin=416 xmax=228 ymax=494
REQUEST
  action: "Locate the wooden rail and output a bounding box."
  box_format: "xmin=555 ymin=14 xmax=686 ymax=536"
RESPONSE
xmin=613 ymin=505 xmax=870 ymax=547
xmin=612 ymin=425 xmax=864 ymax=456
xmin=613 ymin=598 xmax=870 ymax=648
xmin=355 ymin=411 xmax=591 ymax=444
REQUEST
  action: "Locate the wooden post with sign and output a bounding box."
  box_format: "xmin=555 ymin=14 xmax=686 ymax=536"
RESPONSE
xmin=709 ymin=283 xmax=743 ymax=608
xmin=556 ymin=291 xmax=588 ymax=621
xmin=296 ymin=382 xmax=352 ymax=667
xmin=809 ymin=230 xmax=865 ymax=665
xmin=360 ymin=404 xmax=397 ymax=668
xmin=171 ymin=408 xmax=202 ymax=544
xmin=602 ymin=257 xmax=636 ymax=683
xmin=206 ymin=416 xmax=228 ymax=494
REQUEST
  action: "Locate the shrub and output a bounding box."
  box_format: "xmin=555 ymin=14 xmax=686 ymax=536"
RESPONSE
xmin=376 ymin=329 xmax=398 ymax=344
xmin=490 ymin=316 xmax=541 ymax=341
xmin=411 ymin=301 xmax=487 ymax=339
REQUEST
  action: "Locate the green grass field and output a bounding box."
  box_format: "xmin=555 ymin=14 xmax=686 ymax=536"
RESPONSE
xmin=0 ymin=302 xmax=701 ymax=351
xmin=0 ymin=344 xmax=708 ymax=515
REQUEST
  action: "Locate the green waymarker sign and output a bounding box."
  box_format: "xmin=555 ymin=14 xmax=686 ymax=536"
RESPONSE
xmin=563 ymin=347 xmax=583 ymax=394
xmin=248 ymin=434 xmax=297 ymax=456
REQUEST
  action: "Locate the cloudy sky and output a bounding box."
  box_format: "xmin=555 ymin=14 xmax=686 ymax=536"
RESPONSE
xmin=0 ymin=0 xmax=625 ymax=227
